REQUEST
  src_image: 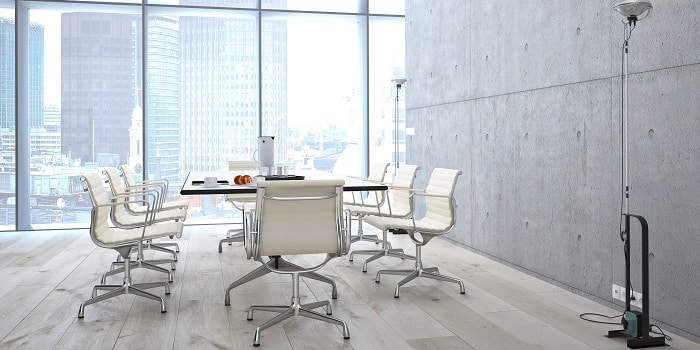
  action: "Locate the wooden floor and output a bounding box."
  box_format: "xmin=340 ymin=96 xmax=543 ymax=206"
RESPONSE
xmin=0 ymin=224 xmax=697 ymax=350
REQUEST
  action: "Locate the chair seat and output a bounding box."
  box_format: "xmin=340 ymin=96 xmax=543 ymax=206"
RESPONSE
xmin=114 ymin=207 xmax=187 ymax=226
xmin=99 ymin=221 xmax=184 ymax=245
xmin=160 ymin=199 xmax=189 ymax=210
xmin=364 ymin=216 xmax=450 ymax=236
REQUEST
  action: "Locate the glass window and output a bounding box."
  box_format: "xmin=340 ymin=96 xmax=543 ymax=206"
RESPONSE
xmin=369 ymin=0 xmax=405 ymax=15
xmin=149 ymin=0 xmax=257 ymax=8
xmin=369 ymin=16 xmax=404 ymax=179
xmin=262 ymin=12 xmax=364 ymax=175
xmin=146 ymin=9 xmax=259 ymax=224
xmin=0 ymin=3 xmax=14 ymax=230
xmin=26 ymin=5 xmax=142 ymax=228
xmin=6 ymin=1 xmax=403 ymax=230
xmin=262 ymin=0 xmax=363 ymax=13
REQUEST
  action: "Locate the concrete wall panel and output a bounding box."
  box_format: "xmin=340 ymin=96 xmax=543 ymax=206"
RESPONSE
xmin=406 ymin=0 xmax=470 ymax=107
xmin=406 ymin=0 xmax=700 ymax=342
xmin=471 ymin=1 xmax=612 ymax=98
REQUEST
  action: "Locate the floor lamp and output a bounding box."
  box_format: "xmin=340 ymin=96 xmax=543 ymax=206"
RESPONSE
xmin=607 ymin=2 xmax=665 ymax=348
xmin=390 ymin=77 xmax=408 ymax=235
xmin=391 ymin=77 xmax=406 ymax=178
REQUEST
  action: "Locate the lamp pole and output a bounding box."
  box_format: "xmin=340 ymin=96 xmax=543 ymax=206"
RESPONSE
xmin=607 ymin=2 xmax=666 ymax=348
xmin=614 ymin=1 xmax=651 ymax=216
xmin=391 ymin=77 xmax=406 ymax=177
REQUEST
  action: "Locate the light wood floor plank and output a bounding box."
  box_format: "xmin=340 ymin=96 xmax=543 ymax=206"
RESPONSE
xmin=0 ymin=226 xmax=698 ymax=350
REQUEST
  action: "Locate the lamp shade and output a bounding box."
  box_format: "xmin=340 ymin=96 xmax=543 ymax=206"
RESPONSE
xmin=391 ymin=77 xmax=407 ymax=86
xmin=613 ymin=1 xmax=652 ymax=19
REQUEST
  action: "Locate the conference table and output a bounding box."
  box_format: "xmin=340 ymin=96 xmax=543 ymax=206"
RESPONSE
xmin=179 ymin=169 xmax=388 ymax=301
xmin=180 ymin=170 xmax=388 ymax=195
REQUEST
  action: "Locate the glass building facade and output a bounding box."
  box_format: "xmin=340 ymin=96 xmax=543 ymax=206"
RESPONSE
xmin=0 ymin=0 xmax=405 ymax=230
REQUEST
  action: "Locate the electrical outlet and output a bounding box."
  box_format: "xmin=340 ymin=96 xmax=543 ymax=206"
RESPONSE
xmin=612 ymin=284 xmax=643 ymax=309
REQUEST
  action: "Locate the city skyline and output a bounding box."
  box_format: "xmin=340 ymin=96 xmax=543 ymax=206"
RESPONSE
xmin=0 ymin=3 xmax=404 ymax=228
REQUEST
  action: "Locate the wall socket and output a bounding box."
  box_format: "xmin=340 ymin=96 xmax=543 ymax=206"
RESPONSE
xmin=612 ymin=284 xmax=643 ymax=308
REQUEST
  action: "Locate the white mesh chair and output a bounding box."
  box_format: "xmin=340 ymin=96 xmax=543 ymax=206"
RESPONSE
xmin=119 ymin=164 xmax=187 ymax=255
xmin=239 ymin=179 xmax=350 ymax=346
xmin=78 ymin=172 xmax=184 ymax=318
xmin=343 ymin=162 xmax=389 ymax=206
xmin=218 ymin=160 xmax=258 ymax=252
xmin=343 ymin=162 xmax=390 ymax=244
xmin=118 ymin=164 xmax=189 ymax=211
xmin=365 ymin=168 xmax=465 ymax=298
xmin=101 ymin=167 xmax=184 ymax=274
xmin=347 ymin=164 xmax=420 ymax=272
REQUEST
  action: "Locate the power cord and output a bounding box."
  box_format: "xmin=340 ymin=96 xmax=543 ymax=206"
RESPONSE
xmin=650 ymin=324 xmax=672 ymax=341
xmin=580 ymin=312 xmax=622 ymax=325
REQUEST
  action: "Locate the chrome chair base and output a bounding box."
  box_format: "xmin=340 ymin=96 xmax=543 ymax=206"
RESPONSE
xmin=103 ymin=259 xmax=174 ymax=284
xmin=145 ymin=242 xmax=179 ymax=260
xmin=376 ymin=266 xmax=465 ymax=298
xmin=246 ymin=274 xmax=349 ymax=346
xmin=79 ymin=282 xmax=169 ymax=318
xmin=78 ymin=246 xmax=170 ymax=319
xmin=349 ymin=247 xmax=414 ymax=272
xmin=375 ymin=245 xmax=465 ymax=298
xmin=347 ymin=212 xmax=391 ymax=248
xmin=218 ymin=228 xmax=244 ymax=253
xmin=115 ymin=242 xmax=178 ymax=263
xmin=224 ymin=257 xmax=337 ymax=306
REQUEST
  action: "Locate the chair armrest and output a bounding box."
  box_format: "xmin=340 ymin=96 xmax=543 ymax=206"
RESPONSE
xmin=125 ymin=182 xmax=168 ymax=206
xmin=122 ymin=185 xmax=165 ymax=211
xmin=95 ymin=195 xmax=155 ymax=230
xmin=130 ymin=178 xmax=169 ymax=196
xmin=107 ymin=191 xmax=158 ymax=228
xmin=413 ymin=192 xmax=451 ymax=199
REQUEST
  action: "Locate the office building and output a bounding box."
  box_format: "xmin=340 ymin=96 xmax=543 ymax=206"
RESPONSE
xmin=60 ymin=13 xmax=135 ymax=167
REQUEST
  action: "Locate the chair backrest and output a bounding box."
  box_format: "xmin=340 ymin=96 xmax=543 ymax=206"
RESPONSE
xmin=82 ymin=172 xmax=126 ymax=246
xmin=383 ymin=164 xmax=420 ymax=217
xmin=228 ymin=160 xmax=258 ymax=171
xmin=252 ymin=179 xmax=345 ymax=258
xmin=103 ymin=167 xmax=127 ymax=194
xmin=367 ymin=162 xmax=390 ymax=182
xmin=345 ymin=162 xmax=390 ymax=205
xmin=118 ymin=164 xmax=140 ymax=187
xmin=422 ymin=168 xmax=462 ymax=230
xmin=102 ymin=167 xmax=153 ymax=220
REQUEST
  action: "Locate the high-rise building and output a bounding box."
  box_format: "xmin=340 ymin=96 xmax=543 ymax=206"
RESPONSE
xmin=177 ymin=1 xmax=287 ymax=174
xmin=0 ymin=17 xmax=44 ymax=136
xmin=0 ymin=18 xmax=13 ymax=136
xmin=144 ymin=15 xmax=181 ymax=182
xmin=60 ymin=13 xmax=135 ymax=166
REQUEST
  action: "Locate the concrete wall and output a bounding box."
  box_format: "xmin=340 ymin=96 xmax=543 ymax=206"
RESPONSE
xmin=405 ymin=0 xmax=700 ymax=342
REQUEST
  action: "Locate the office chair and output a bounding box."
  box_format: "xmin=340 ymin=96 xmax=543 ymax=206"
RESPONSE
xmin=347 ymin=164 xmax=420 ymax=271
xmin=366 ymin=168 xmax=465 ymax=297
xmin=241 ymin=178 xmax=350 ymax=346
xmin=343 ymin=162 xmax=391 ymax=244
xmin=78 ymin=172 xmax=183 ymax=318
